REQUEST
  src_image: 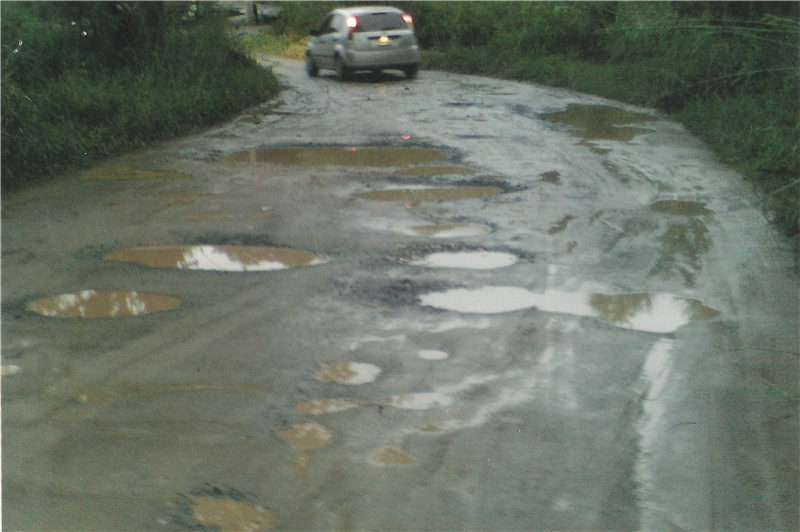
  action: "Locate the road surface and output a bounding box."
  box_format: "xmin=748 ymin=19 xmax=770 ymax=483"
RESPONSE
xmin=2 ymin=57 xmax=797 ymax=531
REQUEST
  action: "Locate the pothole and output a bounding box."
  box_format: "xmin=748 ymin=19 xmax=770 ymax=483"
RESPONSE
xmin=105 ymin=246 xmax=329 ymax=271
xmin=355 ymin=186 xmax=501 ymax=202
xmin=417 ymin=349 xmax=450 ymax=361
xmin=650 ymin=200 xmax=714 ymax=216
xmin=27 ymin=290 xmax=182 ymax=318
xmin=82 ymin=165 xmax=189 ymax=180
xmin=384 ymin=392 xmax=454 ymax=410
xmin=419 ymin=287 xmax=720 ymax=333
xmin=396 ymin=165 xmax=476 ymax=176
xmin=368 ymin=446 xmax=416 ymax=467
xmin=177 ymin=487 xmax=277 ymax=532
xmin=540 ymin=171 xmax=561 ymax=184
xmin=410 ymin=250 xmax=518 ymax=270
xmin=222 ymin=146 xmax=448 ymax=167
xmin=278 ymin=421 xmax=335 ymax=450
xmin=548 ymin=215 xmax=576 ymax=235
xmin=397 ymin=222 xmax=493 ymax=238
xmin=540 ymin=104 xmax=656 ymax=141
xmin=314 ymin=362 xmax=382 ymax=385
xmin=295 ymin=398 xmax=363 ymax=415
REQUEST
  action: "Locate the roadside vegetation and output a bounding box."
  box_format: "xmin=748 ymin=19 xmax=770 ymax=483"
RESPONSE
xmin=1 ymin=2 xmax=280 ymax=191
xmin=244 ymin=1 xmax=799 ymax=240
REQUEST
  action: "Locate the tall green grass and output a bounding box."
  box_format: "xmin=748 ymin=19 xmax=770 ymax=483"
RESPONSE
xmin=253 ymin=1 xmax=799 ymax=240
xmin=1 ymin=2 xmax=280 ymax=190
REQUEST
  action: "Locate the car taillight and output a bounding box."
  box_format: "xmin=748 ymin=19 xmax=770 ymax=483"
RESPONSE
xmin=402 ymin=13 xmax=413 ymax=24
xmin=347 ymin=15 xmax=357 ymax=39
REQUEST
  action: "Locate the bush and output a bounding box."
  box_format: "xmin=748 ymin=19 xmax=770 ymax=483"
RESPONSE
xmin=1 ymin=1 xmax=281 ymax=191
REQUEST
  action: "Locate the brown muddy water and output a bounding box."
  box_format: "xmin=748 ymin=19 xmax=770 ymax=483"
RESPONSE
xmin=27 ymin=290 xmax=182 ymax=318
xmin=540 ymin=104 xmax=655 ymax=142
xmin=222 ymin=146 xmax=448 ymax=167
xmin=650 ymin=200 xmax=714 ymax=216
xmin=419 ymin=287 xmax=719 ymax=333
xmin=105 ymin=246 xmax=328 ymax=271
xmin=190 ymin=496 xmax=277 ymax=532
xmin=355 ymin=186 xmax=501 ymax=202
xmin=278 ymin=421 xmax=335 ymax=450
xmin=395 ymin=165 xmax=476 ymax=176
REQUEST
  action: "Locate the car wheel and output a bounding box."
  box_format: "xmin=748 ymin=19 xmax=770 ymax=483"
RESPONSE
xmin=404 ymin=64 xmax=418 ymax=79
xmin=306 ymin=54 xmax=319 ymax=77
xmin=334 ymin=55 xmax=349 ymax=81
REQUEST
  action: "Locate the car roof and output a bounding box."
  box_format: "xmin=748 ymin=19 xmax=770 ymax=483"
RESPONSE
xmin=331 ymin=6 xmax=404 ymax=17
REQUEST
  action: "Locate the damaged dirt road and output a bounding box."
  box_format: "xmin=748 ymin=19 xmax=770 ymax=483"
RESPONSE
xmin=3 ymin=56 xmax=798 ymax=531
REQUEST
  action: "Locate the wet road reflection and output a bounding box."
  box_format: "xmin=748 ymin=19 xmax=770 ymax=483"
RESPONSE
xmin=106 ymin=245 xmax=329 ymax=271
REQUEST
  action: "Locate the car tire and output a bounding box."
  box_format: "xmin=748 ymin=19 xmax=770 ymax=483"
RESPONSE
xmin=306 ymin=54 xmax=319 ymax=77
xmin=403 ymin=64 xmax=418 ymax=79
xmin=334 ymin=55 xmax=349 ymax=81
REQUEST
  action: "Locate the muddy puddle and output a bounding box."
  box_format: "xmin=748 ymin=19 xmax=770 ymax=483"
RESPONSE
xmin=106 ymin=246 xmax=328 ymax=271
xmin=27 ymin=290 xmax=182 ymax=318
xmin=417 ymin=349 xmax=450 ymax=360
xmin=82 ymin=165 xmax=189 ymax=180
xmin=355 ymin=186 xmax=501 ymax=202
xmin=396 ymin=165 xmax=476 ymax=176
xmin=540 ymin=104 xmax=655 ymax=141
xmin=314 ymin=362 xmax=382 ymax=385
xmin=548 ymin=215 xmax=576 ymax=235
xmin=540 ymin=171 xmax=561 ymax=184
xmin=419 ymin=287 xmax=719 ymax=333
xmin=278 ymin=421 xmax=335 ymax=450
xmin=650 ymin=200 xmax=714 ymax=216
xmin=397 ymin=222 xmax=493 ymax=238
xmin=651 ymin=220 xmax=712 ymax=287
xmin=222 ymin=146 xmax=448 ymax=167
xmin=384 ymin=392 xmax=454 ymax=410
xmin=411 ymin=251 xmax=518 ymax=270
xmin=191 ymin=496 xmax=277 ymax=532
xmin=368 ymin=446 xmax=416 ymax=467
xmin=295 ymin=398 xmax=362 ymax=415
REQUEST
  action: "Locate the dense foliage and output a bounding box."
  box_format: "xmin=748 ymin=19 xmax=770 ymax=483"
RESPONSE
xmin=1 ymin=1 xmax=280 ymax=189
xmin=259 ymin=1 xmax=799 ymax=237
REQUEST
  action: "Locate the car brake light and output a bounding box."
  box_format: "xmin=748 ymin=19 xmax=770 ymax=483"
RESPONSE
xmin=346 ymin=16 xmax=357 ymax=28
xmin=402 ymin=13 xmax=413 ymax=24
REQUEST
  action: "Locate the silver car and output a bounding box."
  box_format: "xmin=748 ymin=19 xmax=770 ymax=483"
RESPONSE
xmin=306 ymin=6 xmax=420 ymax=80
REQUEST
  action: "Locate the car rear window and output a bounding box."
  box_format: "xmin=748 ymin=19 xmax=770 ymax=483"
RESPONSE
xmin=354 ymin=12 xmax=408 ymax=32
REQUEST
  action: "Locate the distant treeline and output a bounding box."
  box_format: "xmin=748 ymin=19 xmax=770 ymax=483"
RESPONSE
xmin=267 ymin=1 xmax=799 ymax=238
xmin=1 ymin=1 xmax=280 ymax=190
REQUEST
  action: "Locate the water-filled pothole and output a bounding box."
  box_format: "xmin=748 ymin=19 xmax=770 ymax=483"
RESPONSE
xmin=419 ymin=287 xmax=719 ymax=333
xmin=295 ymin=398 xmax=362 ymax=415
xmin=314 ymin=362 xmax=382 ymax=385
xmin=222 ymin=146 xmax=448 ymax=167
xmin=384 ymin=392 xmax=454 ymax=410
xmin=540 ymin=171 xmax=561 ymax=184
xmin=418 ymin=349 xmax=450 ymax=360
xmin=190 ymin=496 xmax=277 ymax=532
xmin=650 ymin=200 xmax=714 ymax=216
xmin=368 ymin=446 xmax=416 ymax=467
xmin=548 ymin=215 xmax=576 ymax=235
xmin=355 ymin=186 xmax=501 ymax=202
xmin=411 ymin=251 xmax=518 ymax=270
xmin=396 ymin=166 xmax=476 ymax=176
xmin=106 ymin=246 xmax=328 ymax=271
xmin=279 ymin=421 xmax=335 ymax=450
xmin=398 ymin=223 xmax=493 ymax=238
xmin=540 ymin=104 xmax=655 ymax=141
xmin=27 ymin=290 xmax=182 ymax=318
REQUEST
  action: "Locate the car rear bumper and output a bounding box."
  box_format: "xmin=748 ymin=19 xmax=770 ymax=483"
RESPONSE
xmin=345 ymin=47 xmax=419 ymax=70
